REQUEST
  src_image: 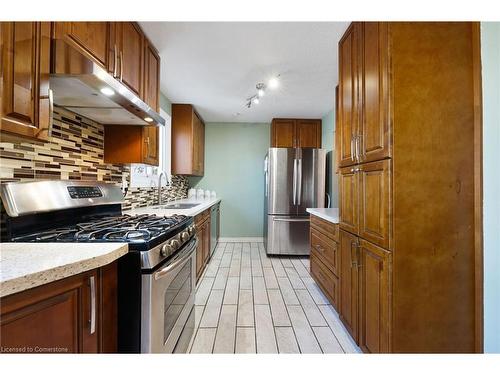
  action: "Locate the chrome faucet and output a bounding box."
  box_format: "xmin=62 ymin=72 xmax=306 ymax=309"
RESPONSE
xmin=157 ymin=172 xmax=169 ymax=205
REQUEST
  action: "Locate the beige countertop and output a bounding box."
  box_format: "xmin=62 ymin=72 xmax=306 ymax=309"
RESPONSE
xmin=306 ymin=208 xmax=339 ymax=224
xmin=125 ymin=197 xmax=221 ymax=217
xmin=0 ymin=242 xmax=128 ymax=298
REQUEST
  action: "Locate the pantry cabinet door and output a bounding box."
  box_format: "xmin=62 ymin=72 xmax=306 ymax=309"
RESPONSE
xmin=358 ymin=239 xmax=391 ymax=353
xmin=339 ymin=229 xmax=359 ymax=342
xmin=358 ymin=159 xmax=391 ymax=249
xmin=339 ymin=165 xmax=359 ymax=235
xmin=0 ymin=22 xmax=51 ymax=140
xmin=359 ymin=22 xmax=391 ymax=163
xmin=338 ymin=23 xmax=359 ymax=167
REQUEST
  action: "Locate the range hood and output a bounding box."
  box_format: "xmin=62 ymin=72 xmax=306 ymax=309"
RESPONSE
xmin=50 ymin=48 xmax=164 ymax=127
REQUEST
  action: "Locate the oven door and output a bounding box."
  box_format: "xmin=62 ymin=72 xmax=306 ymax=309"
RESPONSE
xmin=141 ymin=237 xmax=197 ymax=353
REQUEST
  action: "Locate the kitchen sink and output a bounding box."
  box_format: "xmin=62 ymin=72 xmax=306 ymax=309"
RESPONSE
xmin=152 ymin=203 xmax=201 ymax=209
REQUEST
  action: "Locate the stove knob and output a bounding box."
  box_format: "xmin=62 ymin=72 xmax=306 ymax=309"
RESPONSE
xmin=181 ymin=231 xmax=190 ymax=242
xmin=188 ymin=225 xmax=195 ymax=235
xmin=160 ymin=239 xmax=180 ymax=256
xmin=170 ymin=239 xmax=180 ymax=250
xmin=161 ymin=243 xmax=173 ymax=256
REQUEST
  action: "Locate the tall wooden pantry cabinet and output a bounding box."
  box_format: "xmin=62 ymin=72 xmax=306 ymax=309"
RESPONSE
xmin=336 ymin=22 xmax=482 ymax=353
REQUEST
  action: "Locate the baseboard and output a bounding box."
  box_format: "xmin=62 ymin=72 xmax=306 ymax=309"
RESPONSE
xmin=218 ymin=237 xmax=264 ymax=243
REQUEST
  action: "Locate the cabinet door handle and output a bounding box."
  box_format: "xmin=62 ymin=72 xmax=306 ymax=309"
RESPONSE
xmin=350 ymin=241 xmax=358 ymax=268
xmin=89 ymin=276 xmax=96 ymax=335
xmin=145 ymin=136 xmax=150 ymax=158
xmin=358 ymin=134 xmax=363 ymax=161
xmin=120 ymin=51 xmax=124 ymax=81
xmin=113 ymin=44 xmax=118 ymax=77
xmin=354 ymin=135 xmax=358 ymax=162
xmin=48 ymin=89 xmax=54 ymax=138
xmin=350 ymin=136 xmax=355 ymax=161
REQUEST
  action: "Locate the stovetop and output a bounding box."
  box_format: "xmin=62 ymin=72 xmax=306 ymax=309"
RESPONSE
xmin=10 ymin=213 xmax=192 ymax=252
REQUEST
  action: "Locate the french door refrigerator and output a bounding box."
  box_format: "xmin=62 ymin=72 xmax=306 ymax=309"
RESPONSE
xmin=264 ymin=148 xmax=326 ymax=255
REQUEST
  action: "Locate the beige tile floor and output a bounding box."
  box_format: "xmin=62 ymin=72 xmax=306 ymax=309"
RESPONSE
xmin=188 ymin=241 xmax=361 ymax=354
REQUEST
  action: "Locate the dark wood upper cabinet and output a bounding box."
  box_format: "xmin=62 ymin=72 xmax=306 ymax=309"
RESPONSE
xmin=100 ymin=26 xmax=160 ymax=166
xmin=271 ymin=118 xmax=321 ymax=148
xmin=271 ymin=119 xmax=295 ymax=147
xmin=113 ymin=22 xmax=143 ymax=96
xmin=171 ymin=104 xmax=205 ymax=176
xmin=142 ymin=126 xmax=159 ymax=166
xmin=295 ymin=119 xmax=321 ymax=147
xmin=53 ymin=22 xmax=110 ymax=70
xmin=104 ymin=124 xmax=159 ymax=166
xmin=0 ymin=22 xmax=51 ymax=140
xmin=139 ymin=38 xmax=161 ymax=166
xmin=143 ymin=38 xmax=160 ymax=112
xmin=0 ymin=263 xmax=118 ymax=353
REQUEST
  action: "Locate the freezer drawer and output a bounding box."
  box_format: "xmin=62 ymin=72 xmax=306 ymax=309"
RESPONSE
xmin=266 ymin=215 xmax=310 ymax=255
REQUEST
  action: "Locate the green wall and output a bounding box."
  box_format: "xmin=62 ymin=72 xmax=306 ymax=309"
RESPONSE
xmin=322 ymin=108 xmax=338 ymax=207
xmin=189 ymin=122 xmax=270 ymax=237
xmin=482 ymin=21 xmax=500 ymax=354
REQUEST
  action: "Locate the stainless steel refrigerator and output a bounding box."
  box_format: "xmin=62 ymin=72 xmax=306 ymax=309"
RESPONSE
xmin=263 ymin=148 xmax=326 ymax=255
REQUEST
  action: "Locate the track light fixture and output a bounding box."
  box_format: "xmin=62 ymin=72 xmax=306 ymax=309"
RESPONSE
xmin=246 ymin=75 xmax=280 ymax=109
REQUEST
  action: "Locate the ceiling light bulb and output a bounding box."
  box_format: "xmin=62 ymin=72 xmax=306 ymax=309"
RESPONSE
xmin=268 ymin=77 xmax=279 ymax=89
xmin=100 ymin=87 xmax=115 ymax=96
xmin=144 ymin=117 xmax=153 ymax=123
xmin=258 ymin=89 xmax=265 ymax=97
xmin=253 ymin=97 xmax=260 ymax=105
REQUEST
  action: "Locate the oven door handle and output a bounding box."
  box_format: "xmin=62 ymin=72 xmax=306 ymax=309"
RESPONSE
xmin=154 ymin=238 xmax=198 ymax=280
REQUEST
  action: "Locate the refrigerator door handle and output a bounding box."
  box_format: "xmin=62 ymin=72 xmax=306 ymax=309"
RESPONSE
xmin=264 ymin=156 xmax=269 ymax=197
xmin=292 ymin=158 xmax=297 ymax=205
xmin=272 ymin=217 xmax=310 ymax=222
xmin=297 ymin=158 xmax=302 ymax=205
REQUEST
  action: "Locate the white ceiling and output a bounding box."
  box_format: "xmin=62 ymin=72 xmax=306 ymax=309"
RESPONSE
xmin=139 ymin=22 xmax=349 ymax=123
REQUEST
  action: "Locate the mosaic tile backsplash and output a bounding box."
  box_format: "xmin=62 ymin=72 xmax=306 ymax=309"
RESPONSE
xmin=0 ymin=107 xmax=189 ymax=211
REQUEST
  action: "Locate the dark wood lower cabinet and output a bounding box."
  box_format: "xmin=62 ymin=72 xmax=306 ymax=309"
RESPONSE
xmin=195 ymin=208 xmax=211 ymax=282
xmin=0 ymin=262 xmax=118 ymax=353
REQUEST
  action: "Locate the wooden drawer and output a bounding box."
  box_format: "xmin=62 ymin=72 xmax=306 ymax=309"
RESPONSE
xmin=194 ymin=209 xmax=210 ymax=226
xmin=310 ymin=214 xmax=339 ymax=242
xmin=310 ymin=253 xmax=339 ymax=310
xmin=311 ymin=228 xmax=339 ymax=277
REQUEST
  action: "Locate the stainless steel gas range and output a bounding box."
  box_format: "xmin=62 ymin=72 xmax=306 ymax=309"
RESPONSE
xmin=0 ymin=180 xmax=197 ymax=353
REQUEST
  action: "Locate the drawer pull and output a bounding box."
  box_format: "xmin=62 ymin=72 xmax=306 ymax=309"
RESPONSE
xmin=315 ymin=244 xmax=324 ymax=252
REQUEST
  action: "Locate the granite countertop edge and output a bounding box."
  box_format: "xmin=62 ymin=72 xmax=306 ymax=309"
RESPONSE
xmin=124 ymin=197 xmax=221 ymax=217
xmin=0 ymin=243 xmax=128 ymax=298
xmin=306 ymin=207 xmax=340 ymax=224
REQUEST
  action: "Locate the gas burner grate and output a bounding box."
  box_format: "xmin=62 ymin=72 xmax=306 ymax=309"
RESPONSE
xmin=11 ymin=214 xmax=189 ymax=246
